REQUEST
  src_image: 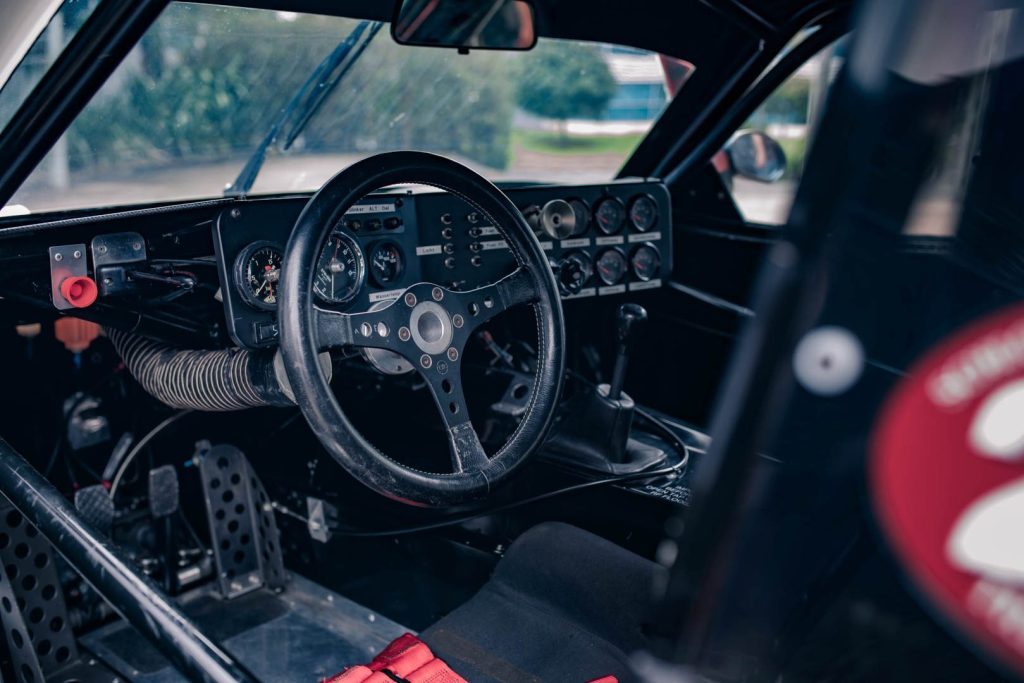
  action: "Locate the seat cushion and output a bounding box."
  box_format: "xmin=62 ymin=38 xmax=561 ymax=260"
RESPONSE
xmin=420 ymin=522 xmax=664 ymax=683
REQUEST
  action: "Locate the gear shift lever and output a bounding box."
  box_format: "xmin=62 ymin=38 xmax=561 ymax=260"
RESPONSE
xmin=608 ymin=304 xmax=648 ymax=400
xmin=546 ymin=302 xmax=667 ymax=473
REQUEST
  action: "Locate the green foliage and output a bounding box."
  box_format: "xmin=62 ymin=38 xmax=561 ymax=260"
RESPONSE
xmin=778 ymin=136 xmax=807 ymax=179
xmin=514 ymin=42 xmax=616 ymax=122
xmin=745 ymin=78 xmax=810 ymax=127
xmin=63 ymin=5 xmax=515 ymax=174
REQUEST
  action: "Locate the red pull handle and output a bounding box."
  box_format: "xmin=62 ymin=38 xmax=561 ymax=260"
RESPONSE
xmin=59 ymin=276 xmax=98 ymax=308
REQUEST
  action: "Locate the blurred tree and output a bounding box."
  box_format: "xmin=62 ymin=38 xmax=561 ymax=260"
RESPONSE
xmin=62 ymin=5 xmax=516 ymax=176
xmin=514 ymin=41 xmax=615 ymax=140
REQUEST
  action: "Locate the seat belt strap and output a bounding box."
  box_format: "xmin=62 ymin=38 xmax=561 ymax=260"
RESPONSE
xmin=323 ymin=633 xmax=619 ymax=683
xmin=324 ymin=634 xmax=467 ymax=683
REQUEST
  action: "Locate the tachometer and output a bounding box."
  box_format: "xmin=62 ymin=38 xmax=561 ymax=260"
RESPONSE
xmin=628 ymin=194 xmax=658 ymax=232
xmin=630 ymin=243 xmax=661 ymax=281
xmin=314 ymin=231 xmax=365 ymax=304
xmin=594 ymin=197 xmax=625 ymax=235
xmin=368 ymin=241 xmax=405 ymax=287
xmin=595 ymin=248 xmax=627 ymax=286
xmin=235 ymin=242 xmax=283 ymax=310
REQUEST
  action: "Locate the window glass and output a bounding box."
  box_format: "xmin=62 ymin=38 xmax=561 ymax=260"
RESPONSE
xmin=4 ymin=3 xmax=689 ymax=214
xmin=0 ymin=1 xmax=98 ymax=132
xmin=721 ymin=40 xmax=844 ymax=225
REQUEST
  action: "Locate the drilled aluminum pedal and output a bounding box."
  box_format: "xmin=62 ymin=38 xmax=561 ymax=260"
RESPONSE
xmin=199 ymin=445 xmax=286 ymax=599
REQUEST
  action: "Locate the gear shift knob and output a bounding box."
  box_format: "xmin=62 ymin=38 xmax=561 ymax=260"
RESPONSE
xmin=616 ymin=303 xmax=648 ymax=344
xmin=608 ymin=303 xmax=648 ymax=400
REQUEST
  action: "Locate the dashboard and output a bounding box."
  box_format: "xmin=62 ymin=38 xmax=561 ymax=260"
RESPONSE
xmin=213 ymin=180 xmax=672 ymax=349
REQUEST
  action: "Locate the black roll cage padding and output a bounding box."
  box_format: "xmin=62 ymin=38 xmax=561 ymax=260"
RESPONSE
xmin=0 ymin=438 xmax=260 ymax=683
xmin=656 ymin=0 xmax=972 ymax=674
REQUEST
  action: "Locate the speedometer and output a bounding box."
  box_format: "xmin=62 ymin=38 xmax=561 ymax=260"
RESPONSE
xmin=314 ymin=231 xmax=365 ymax=304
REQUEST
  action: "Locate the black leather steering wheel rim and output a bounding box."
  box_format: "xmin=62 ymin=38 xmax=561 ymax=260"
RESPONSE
xmin=279 ymin=151 xmax=565 ymax=507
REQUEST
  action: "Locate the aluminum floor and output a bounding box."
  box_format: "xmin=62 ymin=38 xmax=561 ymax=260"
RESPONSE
xmin=79 ymin=573 xmax=409 ymax=683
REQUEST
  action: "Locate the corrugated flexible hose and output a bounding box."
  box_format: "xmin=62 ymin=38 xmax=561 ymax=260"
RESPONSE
xmin=106 ymin=328 xmax=297 ymax=410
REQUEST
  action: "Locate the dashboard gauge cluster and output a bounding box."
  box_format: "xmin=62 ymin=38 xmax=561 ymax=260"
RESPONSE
xmin=213 ymin=196 xmax=420 ymax=349
xmin=213 ymin=180 xmax=670 ymax=350
xmin=417 ymin=181 xmax=671 ymax=301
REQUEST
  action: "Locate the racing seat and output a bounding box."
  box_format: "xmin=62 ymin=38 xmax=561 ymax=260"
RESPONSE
xmin=415 ymin=521 xmax=664 ymax=683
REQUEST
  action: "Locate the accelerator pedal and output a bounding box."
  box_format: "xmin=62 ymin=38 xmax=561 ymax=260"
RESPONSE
xmin=198 ymin=444 xmax=287 ymax=599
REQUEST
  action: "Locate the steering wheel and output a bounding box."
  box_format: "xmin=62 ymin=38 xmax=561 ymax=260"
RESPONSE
xmin=279 ymin=152 xmax=565 ymax=507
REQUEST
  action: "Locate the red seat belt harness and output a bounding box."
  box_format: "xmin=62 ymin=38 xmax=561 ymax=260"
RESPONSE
xmin=323 ymin=634 xmax=618 ymax=683
xmin=324 ymin=634 xmax=467 ymax=683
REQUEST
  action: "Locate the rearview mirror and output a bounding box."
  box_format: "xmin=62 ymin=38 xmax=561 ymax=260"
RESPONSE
xmin=392 ymin=0 xmax=537 ymax=51
xmin=724 ymin=131 xmax=787 ymax=183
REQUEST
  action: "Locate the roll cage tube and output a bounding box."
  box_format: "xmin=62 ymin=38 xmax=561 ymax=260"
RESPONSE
xmin=653 ymin=0 xmax=989 ymax=677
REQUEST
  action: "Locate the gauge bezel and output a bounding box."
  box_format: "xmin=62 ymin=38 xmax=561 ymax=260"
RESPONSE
xmin=593 ymin=196 xmax=626 ymax=235
xmin=367 ymin=239 xmax=406 ymax=288
xmin=629 ymin=242 xmax=661 ymax=282
xmin=566 ymin=197 xmax=592 ymax=236
xmin=595 ymin=247 xmax=628 ymax=286
xmin=234 ymin=240 xmax=284 ymax=311
xmin=314 ymin=229 xmax=366 ymax=305
xmin=627 ymin=193 xmax=659 ymax=232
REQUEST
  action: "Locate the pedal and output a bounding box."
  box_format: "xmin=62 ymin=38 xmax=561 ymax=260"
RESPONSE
xmin=198 ymin=445 xmax=287 ymax=599
xmin=74 ymin=484 xmax=115 ymax=535
xmin=148 ymin=464 xmax=180 ymax=519
xmin=0 ymin=502 xmax=80 ymax=679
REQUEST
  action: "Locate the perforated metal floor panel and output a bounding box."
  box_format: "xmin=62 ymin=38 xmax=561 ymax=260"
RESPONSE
xmin=79 ymin=574 xmax=408 ymax=683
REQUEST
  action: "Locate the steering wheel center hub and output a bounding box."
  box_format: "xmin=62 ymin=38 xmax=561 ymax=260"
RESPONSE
xmin=409 ymin=300 xmax=453 ymax=355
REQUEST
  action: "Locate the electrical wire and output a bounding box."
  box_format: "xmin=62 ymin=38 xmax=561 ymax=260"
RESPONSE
xmin=272 ymin=458 xmax=686 ymax=539
xmin=269 ymin=367 xmax=693 ymax=538
xmin=108 ymin=410 xmax=192 ymax=498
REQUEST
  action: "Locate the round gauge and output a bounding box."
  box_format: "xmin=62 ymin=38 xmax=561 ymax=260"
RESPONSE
xmin=235 ymin=242 xmax=283 ymax=310
xmin=567 ymin=198 xmax=591 ymax=236
xmin=594 ymin=197 xmax=626 ymax=235
xmin=595 ymin=248 xmax=628 ymax=286
xmin=630 ymin=243 xmax=661 ymax=281
xmin=628 ymin=194 xmax=658 ymax=232
xmin=368 ymin=241 xmax=405 ymax=287
xmin=314 ymin=231 xmax=365 ymax=304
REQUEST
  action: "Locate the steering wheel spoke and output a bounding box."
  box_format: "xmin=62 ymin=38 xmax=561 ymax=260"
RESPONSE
xmin=416 ymin=363 xmax=489 ymax=472
xmin=315 ymin=303 xmax=409 ymax=353
xmin=454 ymin=267 xmax=538 ymax=331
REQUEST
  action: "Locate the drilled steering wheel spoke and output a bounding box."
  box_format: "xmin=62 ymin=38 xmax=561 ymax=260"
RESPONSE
xmin=315 ymin=304 xmax=408 ymax=354
xmin=454 ymin=267 xmax=538 ymax=331
xmin=417 ymin=362 xmax=489 ymax=472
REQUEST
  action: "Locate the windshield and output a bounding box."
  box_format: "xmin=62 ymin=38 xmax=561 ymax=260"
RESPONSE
xmin=3 ymin=2 xmax=688 ymax=214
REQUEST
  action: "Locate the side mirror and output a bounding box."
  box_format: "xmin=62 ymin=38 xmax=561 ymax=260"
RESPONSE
xmin=724 ymin=131 xmax=787 ymax=183
xmin=392 ymin=0 xmax=537 ymax=51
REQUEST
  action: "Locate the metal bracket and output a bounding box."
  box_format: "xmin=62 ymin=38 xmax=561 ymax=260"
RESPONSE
xmin=199 ymin=445 xmax=287 ymax=599
xmin=91 ymin=232 xmax=147 ymax=297
xmin=0 ymin=502 xmax=80 ymax=679
xmin=48 ymin=244 xmax=87 ymax=310
xmin=306 ymin=497 xmax=338 ymax=544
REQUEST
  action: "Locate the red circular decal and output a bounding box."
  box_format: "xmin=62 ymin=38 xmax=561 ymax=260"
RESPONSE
xmin=872 ymin=303 xmax=1024 ymax=677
